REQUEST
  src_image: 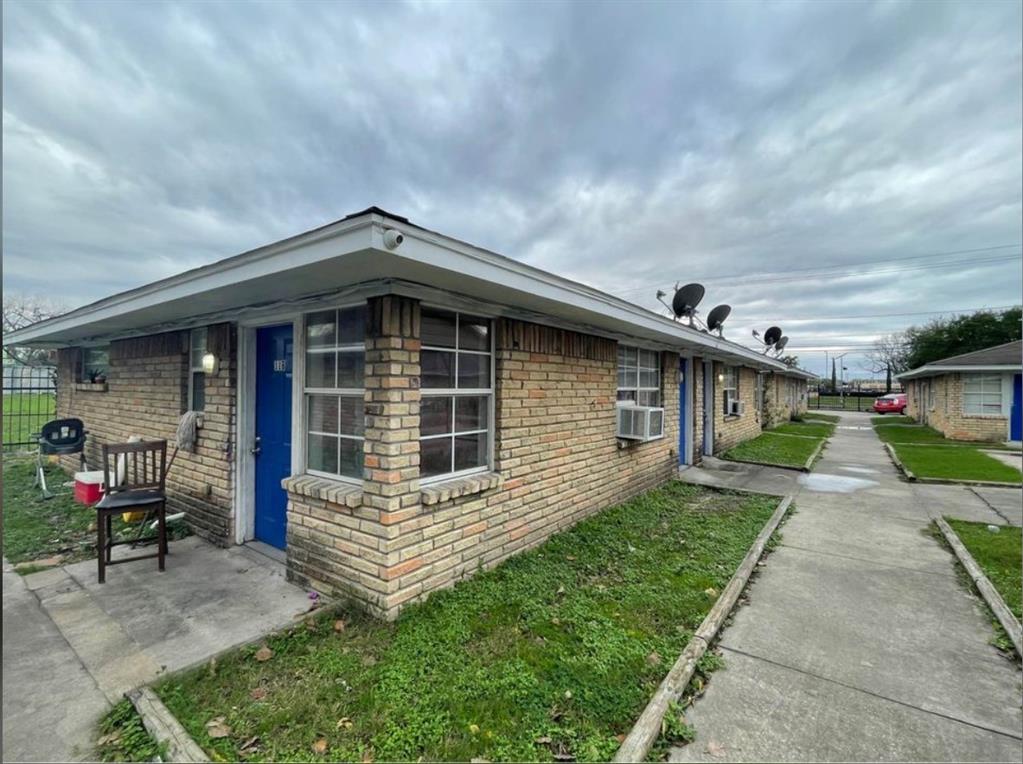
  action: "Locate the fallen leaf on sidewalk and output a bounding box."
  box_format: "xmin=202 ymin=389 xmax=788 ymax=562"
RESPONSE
xmin=96 ymin=731 xmax=121 ymax=746
xmin=254 ymin=645 xmax=273 ymax=662
xmin=706 ymin=740 xmax=726 ymax=758
xmin=205 ymin=717 xmax=232 ymax=739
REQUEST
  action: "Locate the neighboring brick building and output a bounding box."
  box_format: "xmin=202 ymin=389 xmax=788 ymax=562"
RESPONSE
xmin=8 ymin=208 xmax=813 ymax=618
xmin=899 ymin=341 xmax=1022 ymax=443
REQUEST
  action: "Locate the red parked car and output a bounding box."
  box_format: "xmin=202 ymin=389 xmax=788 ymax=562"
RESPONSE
xmin=873 ymin=393 xmax=907 ymax=415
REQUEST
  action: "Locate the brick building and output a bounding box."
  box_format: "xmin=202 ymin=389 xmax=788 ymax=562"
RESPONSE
xmin=899 ymin=340 xmax=1022 ymax=443
xmin=7 ymin=208 xmax=813 ymax=618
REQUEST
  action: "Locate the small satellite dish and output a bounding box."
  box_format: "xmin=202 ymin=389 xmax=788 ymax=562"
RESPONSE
xmin=671 ymin=283 xmax=706 ymax=320
xmin=764 ymin=326 xmax=782 ymax=346
xmin=706 ymin=304 xmax=731 ymax=334
xmin=775 ymin=336 xmax=789 ymax=352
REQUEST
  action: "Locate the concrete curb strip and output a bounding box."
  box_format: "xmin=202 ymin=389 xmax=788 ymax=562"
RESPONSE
xmin=612 ymin=494 xmax=794 ymax=763
xmin=803 ymin=439 xmax=826 ymax=473
xmin=128 ymin=687 xmax=208 ymax=763
xmin=935 ymin=518 xmax=1023 ymax=658
xmin=916 ymin=476 xmax=1023 ymax=489
xmin=884 ymin=442 xmax=916 ymax=481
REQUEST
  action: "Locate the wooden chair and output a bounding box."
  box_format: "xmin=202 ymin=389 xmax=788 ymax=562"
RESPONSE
xmin=96 ymin=440 xmax=168 ymax=583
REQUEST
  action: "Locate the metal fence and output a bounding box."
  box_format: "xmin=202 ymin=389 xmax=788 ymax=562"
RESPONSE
xmin=2 ymin=361 xmax=57 ymax=452
xmin=807 ymin=387 xmax=893 ymax=412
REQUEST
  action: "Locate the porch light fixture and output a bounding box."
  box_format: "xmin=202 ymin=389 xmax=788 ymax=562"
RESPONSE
xmin=201 ymin=352 xmax=218 ymax=375
xmin=718 ymin=372 xmax=725 ymax=382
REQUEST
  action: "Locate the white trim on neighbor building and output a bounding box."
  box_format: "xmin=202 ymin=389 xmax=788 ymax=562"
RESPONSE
xmin=898 ymin=364 xmax=1020 ymax=380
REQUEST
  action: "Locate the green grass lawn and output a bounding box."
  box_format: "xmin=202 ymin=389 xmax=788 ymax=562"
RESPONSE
xmin=871 ymin=415 xmax=915 ymax=425
xmin=874 ymin=424 xmax=1011 ymax=449
xmin=891 ymin=444 xmax=1022 ymax=484
xmin=131 ymin=483 xmax=780 ymax=763
xmin=2 ymin=458 xmax=187 ymax=571
xmin=722 ymin=431 xmax=822 ymax=469
xmin=946 ymin=519 xmax=1022 ymax=619
xmin=2 ymin=392 xmax=55 ymax=450
xmin=770 ymin=421 xmax=835 ymax=439
xmin=802 ymin=412 xmax=840 ymax=424
xmin=1 ymin=457 xmax=102 ymax=567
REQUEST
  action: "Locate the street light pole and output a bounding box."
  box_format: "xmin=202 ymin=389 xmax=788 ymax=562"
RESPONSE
xmin=835 ymin=352 xmax=849 ymax=408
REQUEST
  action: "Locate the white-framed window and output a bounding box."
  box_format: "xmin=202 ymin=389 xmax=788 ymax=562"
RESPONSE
xmin=304 ymin=306 xmax=366 ymax=481
xmin=963 ymin=373 xmax=1003 ymax=417
xmin=617 ymin=346 xmax=661 ymax=406
xmin=188 ymin=329 xmax=207 ymax=411
xmin=420 ymin=308 xmax=493 ymax=482
xmin=723 ymin=366 xmax=739 ymax=415
xmin=927 ymin=382 xmax=936 ymax=411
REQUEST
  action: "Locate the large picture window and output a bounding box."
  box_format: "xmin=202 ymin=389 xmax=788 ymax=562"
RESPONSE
xmin=304 ymin=306 xmax=366 ymax=480
xmin=419 ymin=308 xmax=493 ymax=481
xmin=188 ymin=329 xmax=206 ymax=411
xmin=617 ymin=346 xmax=661 ymax=406
xmin=963 ymin=373 xmax=1002 ymax=417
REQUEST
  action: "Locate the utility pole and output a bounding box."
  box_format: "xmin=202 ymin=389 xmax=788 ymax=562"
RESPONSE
xmin=835 ymin=352 xmax=849 ymax=407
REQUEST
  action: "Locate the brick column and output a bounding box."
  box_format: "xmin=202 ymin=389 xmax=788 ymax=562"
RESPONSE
xmin=362 ymin=295 xmax=421 ymax=513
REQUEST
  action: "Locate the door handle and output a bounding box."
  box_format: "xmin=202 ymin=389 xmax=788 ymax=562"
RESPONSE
xmin=250 ymin=436 xmax=261 ymax=456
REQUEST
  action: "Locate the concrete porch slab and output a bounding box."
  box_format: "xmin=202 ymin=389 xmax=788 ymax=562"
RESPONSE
xmin=34 ymin=536 xmax=312 ymax=700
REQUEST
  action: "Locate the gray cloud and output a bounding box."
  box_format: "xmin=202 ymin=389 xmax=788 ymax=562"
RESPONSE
xmin=3 ymin=0 xmax=1021 ymax=377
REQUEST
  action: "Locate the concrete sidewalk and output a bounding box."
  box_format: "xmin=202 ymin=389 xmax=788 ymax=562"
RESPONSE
xmin=672 ymin=411 xmax=1023 ymax=762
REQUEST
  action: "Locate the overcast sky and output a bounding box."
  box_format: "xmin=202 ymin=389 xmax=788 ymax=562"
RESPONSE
xmin=3 ymin=0 xmax=1021 ymax=377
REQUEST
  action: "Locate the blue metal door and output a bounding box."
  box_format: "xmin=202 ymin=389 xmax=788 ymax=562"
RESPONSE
xmin=1011 ymin=374 xmax=1022 ymax=442
xmin=678 ymin=357 xmax=687 ymax=465
xmin=254 ymin=324 xmax=293 ymax=549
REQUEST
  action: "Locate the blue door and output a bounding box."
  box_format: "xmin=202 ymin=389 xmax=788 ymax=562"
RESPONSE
xmin=1011 ymin=374 xmax=1022 ymax=442
xmin=254 ymin=324 xmax=294 ymax=549
xmin=678 ymin=357 xmax=687 ymax=465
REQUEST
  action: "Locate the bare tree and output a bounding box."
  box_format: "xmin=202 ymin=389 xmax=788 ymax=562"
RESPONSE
xmin=3 ymin=294 xmax=65 ymax=366
xmin=861 ymin=332 xmax=908 ymax=393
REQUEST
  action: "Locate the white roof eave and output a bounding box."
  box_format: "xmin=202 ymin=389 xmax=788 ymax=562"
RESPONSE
xmin=4 ymin=211 xmax=797 ymax=373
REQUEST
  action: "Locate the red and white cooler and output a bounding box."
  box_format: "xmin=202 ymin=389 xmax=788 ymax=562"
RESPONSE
xmin=73 ymin=470 xmax=105 ymax=505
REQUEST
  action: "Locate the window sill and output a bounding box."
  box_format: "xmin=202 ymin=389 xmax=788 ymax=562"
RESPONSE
xmin=421 ymin=471 xmax=502 ymax=506
xmin=282 ymin=474 xmax=362 ymax=508
xmin=74 ymin=382 xmax=107 ymax=393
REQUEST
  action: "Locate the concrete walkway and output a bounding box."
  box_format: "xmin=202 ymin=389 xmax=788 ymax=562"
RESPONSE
xmin=672 ymin=411 xmax=1023 ymax=762
xmin=2 ymin=537 xmax=310 ymax=762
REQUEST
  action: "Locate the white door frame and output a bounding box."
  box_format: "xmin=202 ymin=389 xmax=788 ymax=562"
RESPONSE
xmin=703 ymin=359 xmax=715 ymax=456
xmin=682 ymin=353 xmax=694 ymax=466
xmin=234 ymin=314 xmax=303 ymax=546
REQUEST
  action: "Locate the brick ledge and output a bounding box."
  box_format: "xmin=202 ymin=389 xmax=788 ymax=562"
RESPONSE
xmin=421 ymin=471 xmax=502 ymax=505
xmin=282 ymin=474 xmax=362 ymax=508
xmin=73 ymin=382 xmax=108 ymax=392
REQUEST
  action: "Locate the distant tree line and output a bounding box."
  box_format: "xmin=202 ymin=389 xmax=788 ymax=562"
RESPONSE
xmin=863 ymin=306 xmax=1022 ymax=392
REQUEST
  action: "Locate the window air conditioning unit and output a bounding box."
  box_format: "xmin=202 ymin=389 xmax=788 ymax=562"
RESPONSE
xmin=617 ymin=405 xmax=665 ymax=441
xmin=728 ymin=399 xmax=745 ymax=416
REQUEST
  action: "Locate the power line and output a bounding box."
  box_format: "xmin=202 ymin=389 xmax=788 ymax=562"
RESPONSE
xmin=730 ymin=304 xmax=1020 ymax=323
xmin=613 ymin=243 xmax=1022 ymax=296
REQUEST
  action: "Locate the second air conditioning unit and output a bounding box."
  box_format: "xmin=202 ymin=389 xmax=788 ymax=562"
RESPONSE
xmin=728 ymin=399 xmax=745 ymax=416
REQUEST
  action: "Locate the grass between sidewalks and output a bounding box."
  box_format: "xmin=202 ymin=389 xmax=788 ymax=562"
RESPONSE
xmin=802 ymin=412 xmax=840 ymax=424
xmin=891 ymin=444 xmax=1022 ymax=484
xmin=873 ymin=423 xmax=1013 ymax=449
xmin=945 ymin=519 xmax=1022 ymax=620
xmin=870 ymin=415 xmax=915 ymax=425
xmin=107 ymin=483 xmax=778 ymax=763
xmin=722 ymin=421 xmax=828 ymax=469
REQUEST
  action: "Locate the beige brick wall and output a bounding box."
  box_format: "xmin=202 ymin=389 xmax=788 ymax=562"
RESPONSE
xmin=55 ymin=325 xmax=236 ymax=545
xmin=910 ymin=373 xmax=1009 ymax=442
xmin=285 ymin=302 xmax=681 ymax=619
xmin=712 ymin=363 xmax=761 ymax=452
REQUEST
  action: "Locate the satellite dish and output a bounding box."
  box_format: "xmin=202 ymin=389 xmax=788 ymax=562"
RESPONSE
xmin=764 ymin=326 xmax=782 ymax=346
xmin=671 ymin=283 xmax=706 ymax=320
xmin=775 ymin=336 xmax=789 ymax=352
xmin=706 ymin=304 xmax=731 ymax=334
